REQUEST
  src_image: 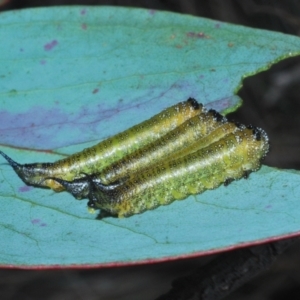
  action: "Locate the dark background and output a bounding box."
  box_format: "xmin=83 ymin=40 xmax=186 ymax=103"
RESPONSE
xmin=1 ymin=1 xmax=300 ymax=299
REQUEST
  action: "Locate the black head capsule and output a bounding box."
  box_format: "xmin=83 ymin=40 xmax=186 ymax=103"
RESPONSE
xmin=253 ymin=127 xmax=262 ymax=141
xmin=208 ymin=109 xmax=226 ymax=123
xmin=246 ymin=125 xmax=263 ymax=141
xmin=234 ymin=121 xmax=246 ymax=129
xmin=187 ymin=97 xmax=202 ymax=110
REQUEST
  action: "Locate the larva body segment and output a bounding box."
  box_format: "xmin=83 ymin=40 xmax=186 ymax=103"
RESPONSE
xmin=169 ymin=121 xmax=239 ymax=161
xmin=89 ymin=126 xmax=269 ymax=217
xmin=0 ymin=98 xmax=201 ymax=191
xmin=99 ymin=109 xmax=231 ymax=185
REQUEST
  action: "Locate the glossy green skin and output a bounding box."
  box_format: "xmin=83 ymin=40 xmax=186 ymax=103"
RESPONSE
xmin=91 ymin=126 xmax=269 ymax=217
xmin=1 ymin=98 xmax=202 ymax=191
xmin=47 ymin=113 xmax=239 ymax=200
xmin=99 ymin=110 xmax=232 ymax=185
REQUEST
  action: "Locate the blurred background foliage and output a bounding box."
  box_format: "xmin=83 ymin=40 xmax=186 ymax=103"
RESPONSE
xmin=1 ymin=1 xmax=300 ymax=300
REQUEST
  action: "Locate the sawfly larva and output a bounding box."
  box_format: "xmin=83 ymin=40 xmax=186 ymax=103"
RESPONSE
xmin=53 ymin=125 xmax=269 ymax=217
xmin=0 ymin=98 xmax=202 ymax=191
xmin=51 ymin=120 xmax=240 ymax=200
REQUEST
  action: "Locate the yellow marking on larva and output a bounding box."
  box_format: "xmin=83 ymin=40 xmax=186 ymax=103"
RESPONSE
xmin=0 ymin=98 xmax=202 ymax=191
xmin=91 ymin=126 xmax=269 ymax=217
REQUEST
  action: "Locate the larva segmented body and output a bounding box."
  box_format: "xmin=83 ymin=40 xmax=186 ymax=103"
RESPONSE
xmin=47 ymin=112 xmax=239 ymax=200
xmin=86 ymin=126 xmax=269 ymax=217
xmin=0 ymin=98 xmax=201 ymax=191
xmin=98 ymin=108 xmax=232 ymax=185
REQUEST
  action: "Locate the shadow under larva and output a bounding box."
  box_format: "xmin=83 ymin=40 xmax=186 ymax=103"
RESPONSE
xmin=0 ymin=98 xmax=201 ymax=191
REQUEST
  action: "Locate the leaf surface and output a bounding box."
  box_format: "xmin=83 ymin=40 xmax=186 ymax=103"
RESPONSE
xmin=0 ymin=6 xmax=300 ymax=268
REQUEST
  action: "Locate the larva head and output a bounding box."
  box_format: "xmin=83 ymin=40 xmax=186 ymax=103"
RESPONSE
xmin=206 ymin=109 xmax=228 ymax=124
xmin=252 ymin=126 xmax=269 ymax=160
xmin=235 ymin=126 xmax=269 ymax=171
xmin=186 ymin=97 xmax=202 ymax=110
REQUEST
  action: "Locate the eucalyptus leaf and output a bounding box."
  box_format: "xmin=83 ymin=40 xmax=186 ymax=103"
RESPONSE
xmin=0 ymin=6 xmax=300 ymax=268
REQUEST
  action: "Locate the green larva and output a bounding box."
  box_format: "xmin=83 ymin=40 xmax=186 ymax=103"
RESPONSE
xmin=46 ymin=110 xmax=238 ymax=200
xmin=94 ymin=126 xmax=269 ymax=217
xmin=54 ymin=125 xmax=269 ymax=217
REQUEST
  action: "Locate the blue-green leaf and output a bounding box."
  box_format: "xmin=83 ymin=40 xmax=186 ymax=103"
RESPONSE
xmin=0 ymin=6 xmax=300 ymax=268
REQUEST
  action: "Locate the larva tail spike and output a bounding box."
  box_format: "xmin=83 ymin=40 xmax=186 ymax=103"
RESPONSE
xmin=46 ymin=177 xmax=90 ymax=200
xmin=0 ymin=150 xmax=22 ymax=171
xmin=0 ymin=150 xmax=51 ymax=187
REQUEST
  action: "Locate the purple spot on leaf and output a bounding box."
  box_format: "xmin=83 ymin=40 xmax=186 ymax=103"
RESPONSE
xmin=148 ymin=9 xmax=156 ymax=15
xmin=31 ymin=218 xmax=47 ymax=227
xmin=40 ymin=60 xmax=46 ymax=65
xmin=92 ymin=88 xmax=99 ymax=94
xmin=81 ymin=23 xmax=87 ymax=30
xmin=186 ymin=32 xmax=209 ymax=39
xmin=215 ymin=23 xmax=221 ymax=28
xmin=0 ymin=101 xmax=124 ymax=149
xmin=0 ymin=106 xmax=69 ymax=148
xmin=207 ymin=96 xmax=238 ymax=112
xmin=44 ymin=40 xmax=58 ymax=51
xmin=265 ymin=205 xmax=272 ymax=209
xmin=18 ymin=185 xmax=32 ymax=192
xmin=80 ymin=9 xmax=87 ymax=15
